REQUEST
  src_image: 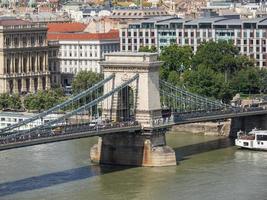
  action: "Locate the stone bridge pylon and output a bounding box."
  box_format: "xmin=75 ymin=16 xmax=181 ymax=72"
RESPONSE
xmin=90 ymin=52 xmax=177 ymax=166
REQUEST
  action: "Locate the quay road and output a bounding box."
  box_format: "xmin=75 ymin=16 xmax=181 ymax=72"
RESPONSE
xmin=0 ymin=122 xmax=141 ymax=151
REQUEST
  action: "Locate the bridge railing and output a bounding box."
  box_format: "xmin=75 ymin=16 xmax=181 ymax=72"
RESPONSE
xmin=2 ymin=74 xmax=140 ymax=141
xmin=159 ymin=80 xmax=236 ymax=116
xmin=150 ymin=106 xmax=266 ymax=128
xmin=0 ymin=121 xmax=140 ymax=146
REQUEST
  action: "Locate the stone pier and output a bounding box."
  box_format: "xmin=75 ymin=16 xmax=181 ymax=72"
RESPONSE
xmin=90 ymin=131 xmax=176 ymax=166
xmin=90 ymin=52 xmax=176 ymax=167
xmin=229 ymin=114 xmax=267 ymax=137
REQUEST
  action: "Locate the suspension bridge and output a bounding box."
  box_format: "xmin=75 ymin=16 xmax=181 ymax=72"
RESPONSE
xmin=0 ymin=52 xmax=266 ymax=166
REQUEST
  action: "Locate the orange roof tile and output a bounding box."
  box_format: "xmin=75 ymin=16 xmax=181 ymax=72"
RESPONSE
xmin=47 ymin=30 xmax=119 ymax=41
xmin=47 ymin=22 xmax=87 ymax=33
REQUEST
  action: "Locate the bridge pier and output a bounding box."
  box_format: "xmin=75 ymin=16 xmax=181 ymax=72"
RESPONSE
xmin=90 ymin=131 xmax=176 ymax=167
xmin=230 ymin=114 xmax=267 ymax=137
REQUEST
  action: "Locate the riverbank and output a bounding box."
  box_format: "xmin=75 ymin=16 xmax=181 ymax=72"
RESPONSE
xmin=171 ymin=120 xmax=231 ymax=136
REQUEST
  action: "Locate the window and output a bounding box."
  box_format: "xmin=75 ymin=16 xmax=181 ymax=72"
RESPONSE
xmin=5 ymin=37 xmax=10 ymax=46
xmin=22 ymin=37 xmax=27 ymax=46
xmin=39 ymin=35 xmax=43 ymax=45
xmin=257 ymin=135 xmax=267 ymax=141
xmin=31 ymin=36 xmax=35 ymax=46
xmin=14 ymin=37 xmax=18 ymax=47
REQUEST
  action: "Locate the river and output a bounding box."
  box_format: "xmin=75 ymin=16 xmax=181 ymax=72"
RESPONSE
xmin=0 ymin=132 xmax=267 ymax=200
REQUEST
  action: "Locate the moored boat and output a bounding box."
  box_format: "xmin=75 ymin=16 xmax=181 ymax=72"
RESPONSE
xmin=235 ymin=128 xmax=267 ymax=150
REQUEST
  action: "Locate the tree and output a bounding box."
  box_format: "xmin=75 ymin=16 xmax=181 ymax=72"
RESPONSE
xmin=8 ymin=94 xmax=22 ymax=110
xmin=0 ymin=93 xmax=22 ymax=110
xmin=160 ymin=44 xmax=193 ymax=73
xmin=258 ymin=68 xmax=267 ymax=93
xmin=159 ymin=44 xmax=193 ymax=86
xmin=139 ymin=46 xmax=157 ymax=52
xmin=192 ymin=40 xmax=254 ymax=82
xmin=24 ymin=90 xmax=65 ymax=111
xmin=231 ymin=68 xmax=261 ymax=94
xmin=183 ymin=65 xmax=234 ymax=103
xmin=72 ymin=71 xmax=103 ymax=94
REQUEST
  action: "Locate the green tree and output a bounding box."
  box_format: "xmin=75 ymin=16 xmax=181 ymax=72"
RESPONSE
xmin=8 ymin=94 xmax=22 ymax=110
xmin=0 ymin=93 xmax=10 ymax=110
xmin=160 ymin=44 xmax=193 ymax=73
xmin=183 ymin=65 xmax=234 ymax=103
xmin=72 ymin=70 xmax=103 ymax=94
xmin=0 ymin=93 xmax=22 ymax=110
xmin=192 ymin=40 xmax=254 ymax=82
xmin=139 ymin=46 xmax=157 ymax=52
xmin=258 ymin=68 xmax=267 ymax=93
xmin=231 ymin=68 xmax=261 ymax=94
xmin=159 ymin=44 xmax=193 ymax=86
xmin=24 ymin=90 xmax=65 ymax=111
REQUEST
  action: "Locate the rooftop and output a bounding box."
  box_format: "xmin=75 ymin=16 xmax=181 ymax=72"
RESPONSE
xmin=0 ymin=18 xmax=31 ymax=26
xmin=48 ymin=22 xmax=87 ymax=33
xmin=47 ymin=30 xmax=119 ymax=41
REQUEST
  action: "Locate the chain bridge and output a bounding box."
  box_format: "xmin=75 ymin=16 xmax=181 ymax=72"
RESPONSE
xmin=1 ymin=52 xmax=267 ymax=166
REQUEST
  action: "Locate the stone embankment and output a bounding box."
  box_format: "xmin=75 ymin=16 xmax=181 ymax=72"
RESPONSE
xmin=171 ymin=120 xmax=231 ymax=136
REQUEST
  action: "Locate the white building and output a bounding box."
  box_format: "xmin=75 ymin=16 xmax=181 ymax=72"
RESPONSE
xmin=47 ymin=23 xmax=119 ymax=86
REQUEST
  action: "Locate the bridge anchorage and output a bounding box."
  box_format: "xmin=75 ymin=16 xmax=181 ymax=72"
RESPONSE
xmin=1 ymin=52 xmax=267 ymax=167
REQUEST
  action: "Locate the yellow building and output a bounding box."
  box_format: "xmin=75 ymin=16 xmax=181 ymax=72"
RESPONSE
xmin=0 ymin=18 xmax=56 ymax=94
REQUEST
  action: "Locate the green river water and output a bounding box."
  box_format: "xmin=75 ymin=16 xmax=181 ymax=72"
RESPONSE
xmin=0 ymin=132 xmax=266 ymax=200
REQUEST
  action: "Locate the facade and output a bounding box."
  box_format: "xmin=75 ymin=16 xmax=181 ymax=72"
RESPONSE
xmin=121 ymin=16 xmax=267 ymax=68
xmin=0 ymin=18 xmax=55 ymax=94
xmin=47 ymin=23 xmax=120 ymax=86
xmin=0 ymin=111 xmax=63 ymax=130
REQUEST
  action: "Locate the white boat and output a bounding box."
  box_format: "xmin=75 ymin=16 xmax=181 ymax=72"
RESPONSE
xmin=235 ymin=128 xmax=267 ymax=150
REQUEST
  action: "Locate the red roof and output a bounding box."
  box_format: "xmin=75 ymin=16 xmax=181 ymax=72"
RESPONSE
xmin=47 ymin=30 xmax=119 ymax=41
xmin=0 ymin=19 xmax=31 ymax=26
xmin=47 ymin=22 xmax=87 ymax=33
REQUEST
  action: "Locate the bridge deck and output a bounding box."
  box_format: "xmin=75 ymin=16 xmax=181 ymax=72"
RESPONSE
xmin=146 ymin=109 xmax=267 ymax=130
xmin=0 ymin=125 xmax=141 ymax=151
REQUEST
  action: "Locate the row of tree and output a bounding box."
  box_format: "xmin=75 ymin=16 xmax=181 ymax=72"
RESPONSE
xmin=140 ymin=41 xmax=267 ymax=103
xmin=0 ymin=89 xmax=66 ymax=111
xmin=0 ymin=71 xmax=104 ymax=112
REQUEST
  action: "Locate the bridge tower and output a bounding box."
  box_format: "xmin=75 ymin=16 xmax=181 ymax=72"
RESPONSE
xmin=90 ymin=52 xmax=176 ymax=166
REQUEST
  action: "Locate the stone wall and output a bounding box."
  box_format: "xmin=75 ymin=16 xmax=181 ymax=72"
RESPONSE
xmin=171 ymin=120 xmax=231 ymax=136
xmin=171 ymin=114 xmax=267 ymax=138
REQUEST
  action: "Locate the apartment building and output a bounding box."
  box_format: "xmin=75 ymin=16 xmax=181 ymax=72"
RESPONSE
xmin=121 ymin=16 xmax=267 ymax=68
xmin=0 ymin=18 xmax=56 ymax=94
xmin=47 ymin=23 xmax=120 ymax=86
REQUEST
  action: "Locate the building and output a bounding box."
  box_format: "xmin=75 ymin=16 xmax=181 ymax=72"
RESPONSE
xmin=0 ymin=111 xmax=63 ymax=130
xmin=47 ymin=22 xmax=120 ymax=86
xmin=121 ymin=16 xmax=267 ymax=68
xmin=110 ymin=7 xmax=170 ymax=27
xmin=0 ymin=18 xmax=56 ymax=94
